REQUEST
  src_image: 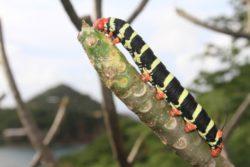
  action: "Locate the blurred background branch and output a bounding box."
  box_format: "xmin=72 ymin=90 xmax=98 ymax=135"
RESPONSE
xmin=30 ymin=96 xmax=69 ymax=167
xmin=176 ymin=8 xmax=250 ymax=40
xmin=224 ymin=93 xmax=250 ymax=141
xmin=127 ymin=132 xmax=147 ymax=164
xmin=127 ymin=0 xmax=149 ymax=23
xmin=0 ymin=19 xmax=56 ymax=167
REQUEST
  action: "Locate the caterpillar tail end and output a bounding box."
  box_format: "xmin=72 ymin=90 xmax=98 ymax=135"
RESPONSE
xmin=184 ymin=122 xmax=197 ymax=132
xmin=169 ymin=108 xmax=182 ymax=117
xmin=211 ymin=143 xmax=224 ymax=158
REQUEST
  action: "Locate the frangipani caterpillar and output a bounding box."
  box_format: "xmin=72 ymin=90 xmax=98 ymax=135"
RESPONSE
xmin=94 ymin=17 xmax=224 ymax=157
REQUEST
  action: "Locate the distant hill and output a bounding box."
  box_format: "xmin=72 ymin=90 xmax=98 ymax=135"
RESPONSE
xmin=0 ymin=84 xmax=103 ymax=143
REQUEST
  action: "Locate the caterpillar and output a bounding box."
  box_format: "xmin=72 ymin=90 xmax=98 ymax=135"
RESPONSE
xmin=93 ymin=17 xmax=224 ymax=157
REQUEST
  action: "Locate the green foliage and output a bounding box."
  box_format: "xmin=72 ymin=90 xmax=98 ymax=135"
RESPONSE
xmin=0 ymin=84 xmax=103 ymax=143
xmin=194 ymin=64 xmax=250 ymax=167
xmin=58 ymin=116 xmax=190 ymax=167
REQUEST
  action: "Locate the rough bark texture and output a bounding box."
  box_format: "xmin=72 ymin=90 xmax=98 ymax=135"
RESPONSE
xmin=93 ymin=1 xmax=131 ymax=166
xmin=77 ymin=22 xmax=234 ymax=167
xmin=0 ymin=20 xmax=55 ymax=167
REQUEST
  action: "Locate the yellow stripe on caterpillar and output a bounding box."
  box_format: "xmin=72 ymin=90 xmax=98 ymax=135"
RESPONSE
xmin=198 ymin=120 xmax=215 ymax=137
xmin=190 ymin=104 xmax=202 ymax=123
xmin=124 ymin=31 xmax=137 ymax=49
xmin=160 ymin=74 xmax=174 ymax=91
xmin=133 ymin=44 xmax=149 ymax=63
xmin=208 ymin=140 xmax=217 ymax=147
xmin=109 ymin=18 xmax=116 ymax=32
xmin=148 ymin=59 xmax=160 ymax=73
xmin=208 ymin=132 xmax=221 ymax=146
xmin=176 ymin=89 xmax=189 ymax=108
xmin=117 ymin=23 xmax=130 ymax=39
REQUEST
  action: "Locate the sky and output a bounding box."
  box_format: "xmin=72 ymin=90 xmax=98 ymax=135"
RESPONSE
xmin=0 ymin=0 xmax=233 ymax=112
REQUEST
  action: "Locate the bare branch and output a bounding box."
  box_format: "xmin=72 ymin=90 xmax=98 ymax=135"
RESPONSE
xmin=0 ymin=19 xmax=55 ymax=166
xmin=223 ymin=94 xmax=250 ymax=141
xmin=30 ymin=96 xmax=69 ymax=167
xmin=127 ymin=133 xmax=147 ymax=164
xmin=176 ymin=8 xmax=250 ymax=40
xmin=101 ymin=86 xmax=131 ymax=167
xmin=60 ymin=0 xmax=82 ymax=31
xmin=93 ymin=0 xmax=102 ymax=19
xmin=3 ymin=128 xmax=26 ymax=139
xmin=91 ymin=2 xmax=131 ymax=167
xmin=0 ymin=93 xmax=5 ymax=102
xmin=0 ymin=93 xmax=6 ymax=109
xmin=127 ymin=0 xmax=149 ymax=24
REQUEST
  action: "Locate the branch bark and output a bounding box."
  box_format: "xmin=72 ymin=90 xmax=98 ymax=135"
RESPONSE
xmin=30 ymin=96 xmax=69 ymax=167
xmin=60 ymin=1 xmax=131 ymax=166
xmin=93 ymin=1 xmax=130 ymax=166
xmin=176 ymin=8 xmax=250 ymax=40
xmin=127 ymin=0 xmax=149 ymax=24
xmin=0 ymin=19 xmax=55 ymax=167
xmin=127 ymin=133 xmax=147 ymax=164
xmin=78 ymin=23 xmax=234 ymax=167
xmin=223 ymin=94 xmax=250 ymax=141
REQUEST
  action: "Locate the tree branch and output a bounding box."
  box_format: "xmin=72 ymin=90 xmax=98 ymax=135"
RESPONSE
xmin=127 ymin=0 xmax=149 ymax=24
xmin=93 ymin=2 xmax=130 ymax=166
xmin=0 ymin=19 xmax=55 ymax=166
xmin=60 ymin=0 xmax=82 ymax=31
xmin=78 ymin=22 xmax=234 ymax=167
xmin=93 ymin=0 xmax=102 ymax=19
xmin=223 ymin=94 xmax=250 ymax=141
xmin=0 ymin=93 xmax=5 ymax=102
xmin=30 ymin=96 xmax=69 ymax=167
xmin=176 ymin=8 xmax=250 ymax=40
xmin=127 ymin=133 xmax=147 ymax=164
xmin=0 ymin=93 xmax=6 ymax=109
xmin=60 ymin=1 xmax=130 ymax=166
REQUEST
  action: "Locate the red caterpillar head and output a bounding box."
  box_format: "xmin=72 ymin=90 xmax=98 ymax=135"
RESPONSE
xmin=93 ymin=18 xmax=109 ymax=31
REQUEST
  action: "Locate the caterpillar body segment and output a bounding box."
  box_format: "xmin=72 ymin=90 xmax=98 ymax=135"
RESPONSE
xmin=94 ymin=17 xmax=224 ymax=157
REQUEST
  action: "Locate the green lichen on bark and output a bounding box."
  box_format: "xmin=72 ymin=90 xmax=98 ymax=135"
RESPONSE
xmin=77 ymin=22 xmax=233 ymax=167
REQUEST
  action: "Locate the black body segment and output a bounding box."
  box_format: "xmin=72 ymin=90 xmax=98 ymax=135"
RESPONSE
xmin=105 ymin=17 xmax=222 ymax=149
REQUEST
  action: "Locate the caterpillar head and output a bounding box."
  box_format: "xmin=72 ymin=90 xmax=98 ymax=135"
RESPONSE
xmin=93 ymin=18 xmax=109 ymax=31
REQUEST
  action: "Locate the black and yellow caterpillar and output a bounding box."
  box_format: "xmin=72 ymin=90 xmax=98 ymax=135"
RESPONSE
xmin=94 ymin=17 xmax=224 ymax=157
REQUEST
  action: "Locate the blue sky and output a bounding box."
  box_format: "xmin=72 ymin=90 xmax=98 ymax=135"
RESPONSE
xmin=0 ymin=0 xmax=232 ymax=112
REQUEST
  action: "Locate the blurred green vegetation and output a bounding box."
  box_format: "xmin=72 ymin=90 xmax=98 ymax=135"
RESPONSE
xmin=58 ymin=116 xmax=190 ymax=167
xmin=0 ymin=84 xmax=103 ymax=143
xmin=57 ymin=64 xmax=250 ymax=167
